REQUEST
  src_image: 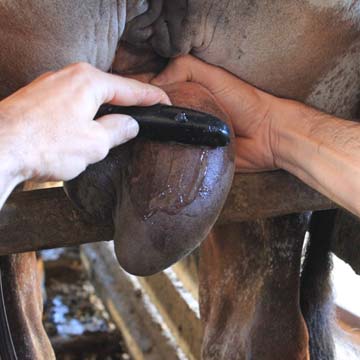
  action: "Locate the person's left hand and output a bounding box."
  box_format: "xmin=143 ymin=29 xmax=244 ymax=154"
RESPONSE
xmin=152 ymin=55 xmax=292 ymax=172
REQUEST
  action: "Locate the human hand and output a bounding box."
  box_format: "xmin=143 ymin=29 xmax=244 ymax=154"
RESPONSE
xmin=152 ymin=55 xmax=289 ymax=172
xmin=0 ymin=62 xmax=170 ymax=182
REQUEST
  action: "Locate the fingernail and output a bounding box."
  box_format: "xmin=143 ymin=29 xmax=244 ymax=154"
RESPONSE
xmin=161 ymin=94 xmax=172 ymax=105
xmin=125 ymin=116 xmax=139 ymax=139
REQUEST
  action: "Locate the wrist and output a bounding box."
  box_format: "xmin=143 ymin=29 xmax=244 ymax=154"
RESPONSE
xmin=269 ymin=99 xmax=319 ymax=171
xmin=0 ymin=110 xmax=30 ymax=185
xmin=0 ymin=147 xmax=26 ymax=208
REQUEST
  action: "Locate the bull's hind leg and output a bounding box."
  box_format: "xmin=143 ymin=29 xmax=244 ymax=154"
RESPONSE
xmin=300 ymin=210 xmax=337 ymax=360
xmin=199 ymin=214 xmax=310 ymax=360
xmin=0 ymin=253 xmax=54 ymax=360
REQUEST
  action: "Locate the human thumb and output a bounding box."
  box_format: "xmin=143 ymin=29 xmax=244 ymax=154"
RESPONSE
xmin=151 ymin=55 xmax=197 ymax=86
xmin=96 ymin=114 xmax=139 ymax=148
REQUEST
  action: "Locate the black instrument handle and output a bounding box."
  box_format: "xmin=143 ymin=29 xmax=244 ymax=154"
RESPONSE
xmin=96 ymin=104 xmax=231 ymax=147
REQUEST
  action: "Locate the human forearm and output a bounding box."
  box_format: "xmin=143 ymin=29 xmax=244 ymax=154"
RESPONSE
xmin=273 ymin=102 xmax=360 ymax=216
xmin=0 ymin=166 xmax=23 ymax=209
xmin=0 ymin=134 xmax=25 ymax=209
xmin=0 ymin=108 xmax=35 ymax=208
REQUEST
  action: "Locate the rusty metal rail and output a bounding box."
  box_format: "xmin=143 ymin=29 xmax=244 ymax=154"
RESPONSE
xmin=221 ymin=170 xmax=335 ymax=223
xmin=0 ymin=171 xmax=335 ymax=256
xmin=0 ymin=187 xmax=113 ymax=255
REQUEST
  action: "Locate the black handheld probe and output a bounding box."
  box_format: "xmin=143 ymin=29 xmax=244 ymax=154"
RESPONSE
xmin=96 ymin=104 xmax=231 ymax=147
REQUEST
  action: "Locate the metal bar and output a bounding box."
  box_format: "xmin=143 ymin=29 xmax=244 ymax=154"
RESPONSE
xmin=220 ymin=171 xmax=335 ymax=224
xmin=0 ymin=187 xmax=113 ymax=256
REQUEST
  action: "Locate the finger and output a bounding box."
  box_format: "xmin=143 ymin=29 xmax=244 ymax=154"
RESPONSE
xmin=151 ymin=55 xmax=200 ymax=85
xmin=95 ymin=114 xmax=140 ymax=148
xmin=91 ymin=68 xmax=171 ymax=107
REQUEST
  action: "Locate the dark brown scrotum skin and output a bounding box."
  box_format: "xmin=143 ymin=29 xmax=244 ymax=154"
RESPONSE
xmin=114 ymin=82 xmax=235 ymax=275
xmin=65 ymin=79 xmax=235 ymax=276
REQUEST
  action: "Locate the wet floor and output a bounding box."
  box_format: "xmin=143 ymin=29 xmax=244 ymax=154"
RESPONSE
xmin=41 ymin=247 xmax=132 ymax=360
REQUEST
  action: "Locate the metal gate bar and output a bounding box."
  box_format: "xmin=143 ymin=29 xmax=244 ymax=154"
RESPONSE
xmin=0 ymin=171 xmax=335 ymax=256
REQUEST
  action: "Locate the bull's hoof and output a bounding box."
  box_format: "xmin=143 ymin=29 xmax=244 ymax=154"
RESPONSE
xmin=64 ymin=82 xmax=235 ymax=275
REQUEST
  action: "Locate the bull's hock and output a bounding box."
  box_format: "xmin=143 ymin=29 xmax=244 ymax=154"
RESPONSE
xmin=0 ymin=170 xmax=335 ymax=256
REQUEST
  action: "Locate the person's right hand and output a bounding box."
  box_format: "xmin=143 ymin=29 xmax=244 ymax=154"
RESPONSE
xmin=0 ymin=62 xmax=170 ymax=182
xmin=152 ymin=55 xmax=293 ymax=172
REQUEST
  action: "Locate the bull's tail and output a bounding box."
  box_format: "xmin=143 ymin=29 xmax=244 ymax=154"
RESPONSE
xmin=300 ymin=209 xmax=337 ymax=360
